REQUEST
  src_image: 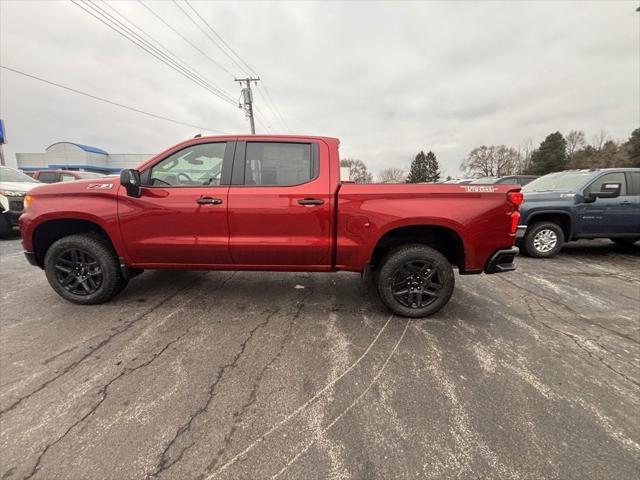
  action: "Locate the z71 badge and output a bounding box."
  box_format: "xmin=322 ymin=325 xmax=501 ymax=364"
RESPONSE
xmin=86 ymin=183 xmax=114 ymax=190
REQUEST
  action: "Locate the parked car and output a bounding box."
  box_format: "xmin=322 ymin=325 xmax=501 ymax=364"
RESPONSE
xmin=20 ymin=135 xmax=522 ymax=317
xmin=517 ymin=168 xmax=640 ymax=257
xmin=0 ymin=166 xmax=40 ymax=238
xmin=29 ymin=170 xmax=106 ymax=183
xmin=470 ymin=175 xmax=539 ymax=186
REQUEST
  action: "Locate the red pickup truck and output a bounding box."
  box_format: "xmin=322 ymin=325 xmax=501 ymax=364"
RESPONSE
xmin=20 ymin=135 xmax=521 ymax=317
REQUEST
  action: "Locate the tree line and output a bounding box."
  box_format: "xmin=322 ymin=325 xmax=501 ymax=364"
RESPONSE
xmin=340 ymin=127 xmax=639 ymax=183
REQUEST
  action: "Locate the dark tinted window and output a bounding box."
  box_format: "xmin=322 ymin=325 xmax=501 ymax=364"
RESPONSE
xmin=587 ymin=172 xmax=627 ymax=195
xmin=37 ymin=172 xmax=60 ymax=183
xmin=629 ymin=172 xmax=640 ymax=195
xmin=244 ymin=143 xmax=314 ymax=186
xmin=150 ymin=143 xmax=226 ymax=186
xmin=496 ymin=177 xmax=518 ymax=184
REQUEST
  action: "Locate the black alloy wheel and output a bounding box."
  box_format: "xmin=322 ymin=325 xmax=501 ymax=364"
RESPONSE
xmin=44 ymin=233 xmax=127 ymax=305
xmin=376 ymin=244 xmax=455 ymax=318
xmin=53 ymin=248 xmax=103 ymax=295
xmin=391 ymin=260 xmax=443 ymax=309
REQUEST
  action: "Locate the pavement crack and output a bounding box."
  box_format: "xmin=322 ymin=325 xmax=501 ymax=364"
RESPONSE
xmin=23 ymin=327 xmax=193 ymax=480
xmin=536 ymin=317 xmax=640 ymax=390
xmin=147 ymin=308 xmax=279 ymax=479
xmin=205 ymin=301 xmax=306 ymax=474
xmin=497 ymin=276 xmax=639 ymax=345
xmin=1 ymin=277 xmax=201 ymax=418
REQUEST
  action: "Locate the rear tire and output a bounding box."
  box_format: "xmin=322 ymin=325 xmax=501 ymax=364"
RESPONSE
xmin=376 ymin=244 xmax=455 ymax=318
xmin=522 ymin=222 xmax=564 ymax=258
xmin=44 ymin=234 xmax=125 ymax=305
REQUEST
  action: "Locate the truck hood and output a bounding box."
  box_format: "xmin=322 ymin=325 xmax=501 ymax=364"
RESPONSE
xmin=27 ymin=177 xmax=118 ymax=196
xmin=0 ymin=181 xmax=40 ymax=194
xmin=522 ymin=190 xmax=575 ymax=203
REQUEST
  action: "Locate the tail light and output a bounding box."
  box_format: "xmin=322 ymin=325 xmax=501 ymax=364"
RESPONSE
xmin=507 ymin=191 xmax=524 ymax=206
xmin=510 ymin=211 xmax=520 ymax=234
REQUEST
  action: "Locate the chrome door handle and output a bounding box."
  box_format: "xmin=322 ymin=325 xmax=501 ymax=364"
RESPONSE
xmin=620 ymin=201 xmax=632 ymax=206
xmin=197 ymin=197 xmax=223 ymax=205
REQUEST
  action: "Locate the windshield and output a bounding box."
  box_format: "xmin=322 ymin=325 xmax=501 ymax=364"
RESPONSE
xmin=77 ymin=172 xmax=106 ymax=179
xmin=0 ymin=166 xmax=38 ymax=183
xmin=522 ymin=171 xmax=594 ymax=192
xmin=470 ymin=177 xmax=498 ymax=184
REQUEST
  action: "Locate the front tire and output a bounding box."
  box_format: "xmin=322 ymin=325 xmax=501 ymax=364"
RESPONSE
xmin=376 ymin=244 xmax=455 ymax=318
xmin=44 ymin=234 xmax=126 ymax=305
xmin=522 ymin=222 xmax=564 ymax=258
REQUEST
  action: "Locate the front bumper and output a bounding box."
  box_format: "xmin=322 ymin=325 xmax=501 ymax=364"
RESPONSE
xmin=2 ymin=210 xmax=23 ymax=228
xmin=484 ymin=247 xmax=519 ymax=274
xmin=516 ymin=225 xmax=527 ymax=239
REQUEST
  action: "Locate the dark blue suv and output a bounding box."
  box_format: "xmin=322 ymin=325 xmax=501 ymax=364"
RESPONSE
xmin=517 ymin=168 xmax=640 ymax=257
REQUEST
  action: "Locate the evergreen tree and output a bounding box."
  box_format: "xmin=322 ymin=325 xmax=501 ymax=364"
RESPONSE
xmin=407 ymin=150 xmax=441 ymax=183
xmin=527 ymin=132 xmax=567 ymax=175
xmin=627 ymin=128 xmax=640 ymax=167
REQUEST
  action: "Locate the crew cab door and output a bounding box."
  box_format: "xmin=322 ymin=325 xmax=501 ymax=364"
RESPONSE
xmin=227 ymin=139 xmax=333 ymax=268
xmin=118 ymin=141 xmax=234 ymax=265
xmin=577 ymin=172 xmax=635 ymax=235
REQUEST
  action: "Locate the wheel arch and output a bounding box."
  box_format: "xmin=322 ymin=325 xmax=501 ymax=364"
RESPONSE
xmin=369 ymin=223 xmax=465 ymax=271
xmin=31 ymin=218 xmax=119 ymax=267
xmin=526 ymin=211 xmax=574 ymax=241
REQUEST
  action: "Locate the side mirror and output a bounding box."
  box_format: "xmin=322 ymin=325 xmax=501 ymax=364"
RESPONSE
xmin=120 ymin=169 xmax=142 ymax=197
xmin=594 ymin=182 xmax=621 ymax=199
xmin=583 ymin=182 xmax=621 ymax=203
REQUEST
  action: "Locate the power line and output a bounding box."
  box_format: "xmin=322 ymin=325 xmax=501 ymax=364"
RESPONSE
xmin=87 ymin=0 xmax=236 ymax=104
xmin=183 ymin=0 xmax=258 ymax=77
xmin=255 ymin=84 xmax=288 ymax=132
xmin=172 ymin=0 xmax=248 ymax=77
xmin=71 ymin=0 xmax=237 ymax=106
xmin=136 ymin=0 xmax=235 ymax=78
xmin=181 ymin=0 xmax=290 ymax=132
xmin=0 ymin=65 xmax=229 ymax=133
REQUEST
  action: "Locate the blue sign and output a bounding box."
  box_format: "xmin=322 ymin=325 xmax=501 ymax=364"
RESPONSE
xmin=0 ymin=119 xmax=5 ymax=144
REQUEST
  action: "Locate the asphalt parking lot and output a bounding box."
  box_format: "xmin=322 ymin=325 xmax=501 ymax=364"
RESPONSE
xmin=0 ymin=237 xmax=638 ymax=480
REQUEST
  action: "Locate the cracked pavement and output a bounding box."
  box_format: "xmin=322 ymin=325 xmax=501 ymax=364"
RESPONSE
xmin=0 ymin=238 xmax=638 ymax=479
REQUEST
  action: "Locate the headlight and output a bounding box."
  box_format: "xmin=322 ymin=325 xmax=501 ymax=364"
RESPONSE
xmin=0 ymin=190 xmax=26 ymax=197
xmin=24 ymin=194 xmax=33 ymax=208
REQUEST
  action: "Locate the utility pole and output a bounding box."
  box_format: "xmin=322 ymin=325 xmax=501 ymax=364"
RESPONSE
xmin=235 ymin=77 xmax=260 ymax=134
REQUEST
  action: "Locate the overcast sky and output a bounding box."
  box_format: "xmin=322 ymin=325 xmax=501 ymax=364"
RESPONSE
xmin=1 ymin=0 xmax=638 ymax=177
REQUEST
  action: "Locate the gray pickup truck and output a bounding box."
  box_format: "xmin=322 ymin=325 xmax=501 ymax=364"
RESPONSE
xmin=517 ymin=168 xmax=640 ymax=257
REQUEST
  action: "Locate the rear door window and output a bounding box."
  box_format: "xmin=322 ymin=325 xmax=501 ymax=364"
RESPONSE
xmin=629 ymin=172 xmax=640 ymax=195
xmin=244 ymin=142 xmax=315 ymax=186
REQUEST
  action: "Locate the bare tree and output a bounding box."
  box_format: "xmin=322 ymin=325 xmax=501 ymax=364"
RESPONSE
xmin=566 ymin=130 xmax=586 ymax=159
xmin=340 ymin=158 xmax=373 ymax=183
xmin=377 ymin=167 xmax=406 ymax=183
xmin=517 ymin=138 xmax=535 ymax=174
xmin=591 ymin=129 xmax=610 ymax=151
xmin=460 ymin=145 xmax=520 ymax=178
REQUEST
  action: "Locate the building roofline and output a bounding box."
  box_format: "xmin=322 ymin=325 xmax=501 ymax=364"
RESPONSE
xmin=46 ymin=142 xmax=108 ymax=155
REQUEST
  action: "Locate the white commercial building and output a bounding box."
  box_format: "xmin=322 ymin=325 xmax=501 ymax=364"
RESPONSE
xmin=16 ymin=142 xmax=153 ymax=174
